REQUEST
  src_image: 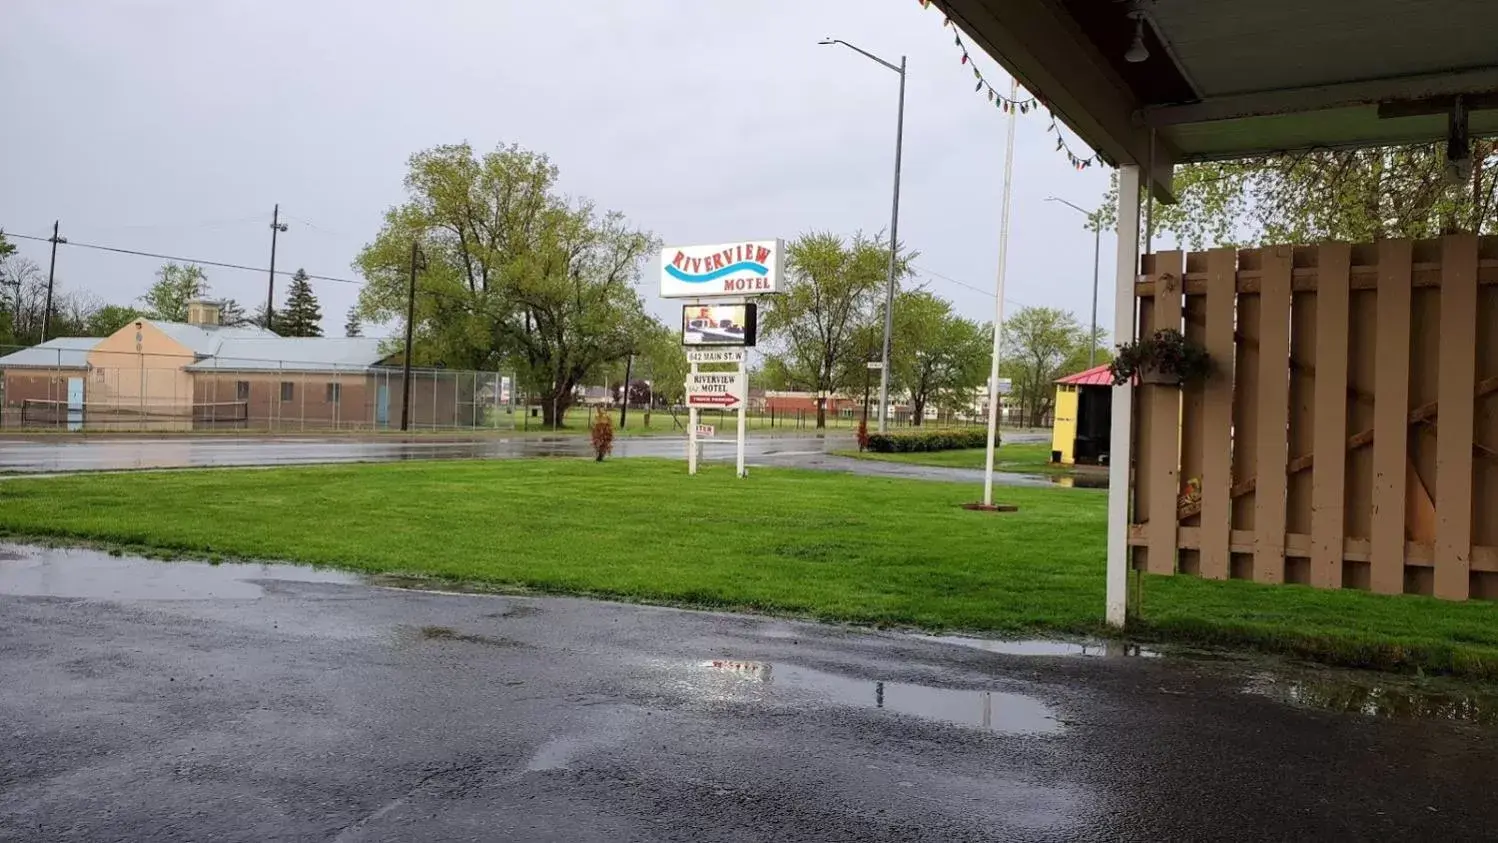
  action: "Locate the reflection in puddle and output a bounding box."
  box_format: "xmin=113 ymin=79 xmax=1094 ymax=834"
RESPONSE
xmin=694 ymin=660 xmax=1059 ymax=734
xmin=1245 ymin=673 xmax=1498 ymax=727
xmin=921 ymin=635 xmax=1156 ymax=658
xmin=0 ymin=543 xmax=360 ymax=600
xmin=1044 ymin=473 xmax=1109 ymax=489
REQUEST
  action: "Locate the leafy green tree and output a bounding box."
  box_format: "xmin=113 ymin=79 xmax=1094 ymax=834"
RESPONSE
xmin=999 ymin=307 xmax=1087 ymax=427
xmin=0 ymin=234 xmax=18 ymax=346
xmin=889 ymin=291 xmax=990 ymax=426
xmin=141 ymin=263 xmax=209 ymax=322
xmin=277 ymin=269 xmax=323 ymax=337
xmin=1097 ymin=141 xmax=1498 ymax=249
xmin=759 ymin=232 xmax=911 ymax=428
xmin=635 ymin=321 xmax=688 ymax=408
xmin=344 ymin=306 xmax=363 ymax=338
xmin=354 ymin=142 xmax=658 ymax=426
xmin=85 ymin=304 xmax=144 ymax=336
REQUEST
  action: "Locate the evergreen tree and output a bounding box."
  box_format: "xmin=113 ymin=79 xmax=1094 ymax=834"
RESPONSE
xmin=344 ymin=305 xmax=363 ymax=338
xmin=278 ymin=269 xmax=323 ymax=337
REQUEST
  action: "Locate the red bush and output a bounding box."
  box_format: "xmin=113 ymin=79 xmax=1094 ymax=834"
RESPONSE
xmin=591 ymin=408 xmax=615 ymax=461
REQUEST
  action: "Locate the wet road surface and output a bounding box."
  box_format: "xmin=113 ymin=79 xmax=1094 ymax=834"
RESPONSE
xmin=2 ymin=543 xmax=1495 ymax=841
xmin=0 ymin=432 xmax=1055 ymax=486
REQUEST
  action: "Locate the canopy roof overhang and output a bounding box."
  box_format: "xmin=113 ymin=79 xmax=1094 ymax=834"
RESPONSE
xmin=935 ymin=0 xmax=1498 ymax=201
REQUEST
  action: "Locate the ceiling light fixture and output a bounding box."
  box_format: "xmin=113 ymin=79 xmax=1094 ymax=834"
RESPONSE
xmin=1124 ymin=9 xmax=1150 ymax=63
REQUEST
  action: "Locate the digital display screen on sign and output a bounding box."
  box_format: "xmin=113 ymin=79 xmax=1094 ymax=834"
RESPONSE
xmin=682 ymin=303 xmax=758 ymax=347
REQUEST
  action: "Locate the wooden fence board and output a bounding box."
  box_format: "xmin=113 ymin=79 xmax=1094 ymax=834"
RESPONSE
xmin=1310 ymin=244 xmax=1351 ymax=588
xmin=1287 ymin=254 xmax=1317 ymax=585
xmin=1200 ymin=248 xmax=1236 ymax=579
xmin=1147 ymin=252 xmax=1185 ymax=575
xmin=1253 ymin=247 xmax=1293 ymax=584
xmin=1371 ymin=239 xmax=1413 ymax=595
xmin=1178 ymin=252 xmax=1209 ymax=576
xmin=1435 ymin=235 xmax=1479 ymax=599
xmin=1231 ymin=250 xmax=1263 ymax=580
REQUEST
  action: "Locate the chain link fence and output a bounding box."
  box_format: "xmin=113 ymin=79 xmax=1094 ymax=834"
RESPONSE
xmin=0 ymin=344 xmax=523 ymax=432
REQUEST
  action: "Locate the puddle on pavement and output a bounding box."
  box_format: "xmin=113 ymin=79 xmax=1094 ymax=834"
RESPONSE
xmin=922 ymin=635 xmax=1156 ymax=658
xmin=693 ymin=659 xmax=1059 ymax=734
xmin=1043 ymin=474 xmax=1109 ymax=489
xmin=0 ymin=543 xmax=361 ymax=600
xmin=1244 ymin=672 xmax=1498 ymax=727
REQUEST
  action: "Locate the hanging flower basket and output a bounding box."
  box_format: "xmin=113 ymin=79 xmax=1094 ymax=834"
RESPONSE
xmin=1110 ymin=329 xmax=1212 ymax=388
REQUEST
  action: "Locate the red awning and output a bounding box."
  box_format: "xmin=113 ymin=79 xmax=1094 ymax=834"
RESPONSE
xmin=1055 ymin=364 xmax=1114 ymax=387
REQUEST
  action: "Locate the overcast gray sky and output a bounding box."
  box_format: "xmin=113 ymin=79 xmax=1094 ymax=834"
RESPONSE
xmin=2 ymin=0 xmax=1116 ymax=340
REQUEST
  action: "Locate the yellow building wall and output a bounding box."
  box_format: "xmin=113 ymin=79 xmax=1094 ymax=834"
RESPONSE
xmin=1050 ymin=385 xmax=1079 ymax=465
xmin=86 ymin=320 xmax=197 ymax=415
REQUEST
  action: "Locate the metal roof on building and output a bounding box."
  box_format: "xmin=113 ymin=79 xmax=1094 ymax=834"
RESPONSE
xmin=148 ymin=320 xmax=280 ymax=357
xmin=183 ymin=337 xmax=389 ymax=373
xmin=1055 ymin=364 xmax=1116 ymax=387
xmin=0 ymin=337 xmax=98 ymax=370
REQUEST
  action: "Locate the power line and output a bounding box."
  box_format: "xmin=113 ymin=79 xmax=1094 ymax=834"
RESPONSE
xmin=910 ymin=262 xmax=1033 ymax=309
xmin=2 ymin=230 xmax=365 ymax=286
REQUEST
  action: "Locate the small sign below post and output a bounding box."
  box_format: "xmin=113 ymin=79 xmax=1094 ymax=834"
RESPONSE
xmin=695 ymin=424 xmax=716 ymax=438
xmin=686 ymin=348 xmax=746 ymax=364
xmin=686 ymin=371 xmax=745 ymax=408
xmin=866 ymin=360 xmax=885 ymax=370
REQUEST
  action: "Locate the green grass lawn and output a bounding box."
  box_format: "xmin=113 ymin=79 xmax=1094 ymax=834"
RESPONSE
xmin=3 ymin=458 xmax=1497 ymax=679
xmin=836 ymin=442 xmax=1079 ymax=475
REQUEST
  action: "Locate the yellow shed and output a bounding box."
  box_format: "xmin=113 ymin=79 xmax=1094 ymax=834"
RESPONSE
xmin=1050 ymin=364 xmax=1114 ymax=466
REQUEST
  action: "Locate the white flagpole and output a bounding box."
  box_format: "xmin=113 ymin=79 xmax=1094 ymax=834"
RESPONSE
xmin=982 ymin=78 xmax=1019 ymax=507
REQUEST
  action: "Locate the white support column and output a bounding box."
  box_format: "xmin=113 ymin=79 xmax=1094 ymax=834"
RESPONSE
xmin=1106 ymin=164 xmax=1142 ymax=629
xmin=687 ymin=359 xmax=699 ymax=476
xmin=735 ymin=377 xmax=747 ymax=478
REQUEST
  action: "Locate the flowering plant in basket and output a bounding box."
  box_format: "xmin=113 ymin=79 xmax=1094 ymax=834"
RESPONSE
xmin=1109 ymin=329 xmax=1212 ymax=387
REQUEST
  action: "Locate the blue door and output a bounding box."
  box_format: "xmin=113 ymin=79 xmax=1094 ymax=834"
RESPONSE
xmin=66 ymin=377 xmax=84 ymax=432
xmin=375 ymin=383 xmax=390 ymax=428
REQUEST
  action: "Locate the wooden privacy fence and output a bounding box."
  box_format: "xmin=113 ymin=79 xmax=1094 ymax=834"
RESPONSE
xmin=1128 ymin=236 xmax=1498 ymax=600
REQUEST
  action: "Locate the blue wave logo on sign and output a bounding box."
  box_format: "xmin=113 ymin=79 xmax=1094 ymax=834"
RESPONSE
xmin=665 ymin=260 xmax=768 ymax=284
xmin=665 ymin=243 xmax=776 ymax=292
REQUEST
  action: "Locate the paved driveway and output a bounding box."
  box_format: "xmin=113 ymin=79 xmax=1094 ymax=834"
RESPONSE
xmin=1 ymin=543 xmax=1492 ymax=841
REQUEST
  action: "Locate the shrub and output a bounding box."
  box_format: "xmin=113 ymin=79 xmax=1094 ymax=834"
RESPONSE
xmin=865 ymin=427 xmax=999 ymax=453
xmin=590 ymin=407 xmax=615 ymax=461
xmin=855 ymin=417 xmax=870 ymax=452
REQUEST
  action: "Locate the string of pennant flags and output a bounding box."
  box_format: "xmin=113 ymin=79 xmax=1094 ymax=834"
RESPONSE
xmin=918 ymin=0 xmax=1111 ymax=170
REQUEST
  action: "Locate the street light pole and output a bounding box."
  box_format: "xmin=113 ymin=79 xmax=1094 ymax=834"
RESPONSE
xmin=820 ymin=38 xmax=905 ymax=434
xmin=1046 ymin=196 xmax=1102 ymax=367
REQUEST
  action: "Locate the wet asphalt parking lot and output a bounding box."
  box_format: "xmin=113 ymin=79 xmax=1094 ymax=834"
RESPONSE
xmin=3 ymin=544 xmax=1497 ymax=841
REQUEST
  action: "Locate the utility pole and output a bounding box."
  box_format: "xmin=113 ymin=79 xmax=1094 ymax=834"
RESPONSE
xmin=619 ymin=353 xmax=634 ymax=430
xmin=41 ymin=221 xmax=66 ymax=343
xmin=265 ymin=204 xmax=288 ymax=331
xmin=399 ymin=240 xmax=424 ymax=432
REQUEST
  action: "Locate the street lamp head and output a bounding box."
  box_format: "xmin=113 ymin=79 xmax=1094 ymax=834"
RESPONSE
xmin=818 ymin=38 xmax=836 ymax=45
